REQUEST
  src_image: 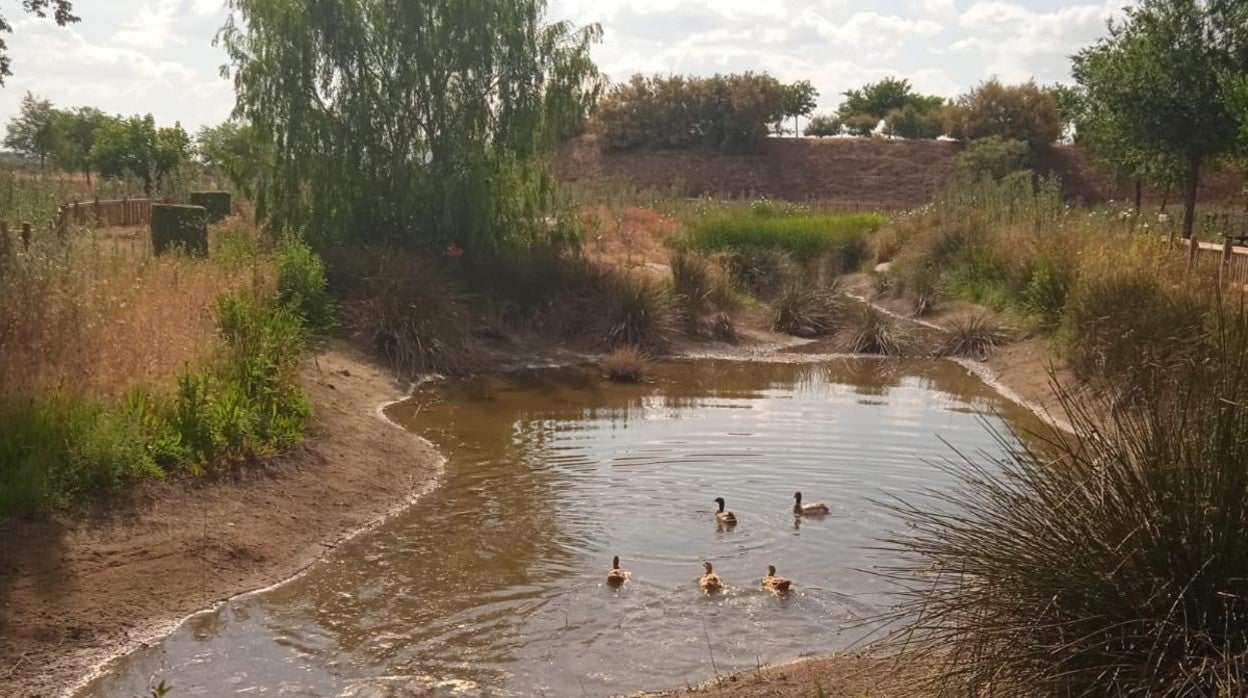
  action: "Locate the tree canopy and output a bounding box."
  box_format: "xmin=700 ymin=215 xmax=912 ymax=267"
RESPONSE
xmin=0 ymin=1 xmax=77 ymax=84
xmin=779 ymin=80 xmax=819 ymax=136
xmin=944 ymin=79 xmax=1062 ymax=150
xmin=1073 ymin=0 xmax=1244 ymax=237
xmin=3 ymin=92 xmax=58 ymax=169
xmin=221 ymin=0 xmax=603 ymax=252
xmin=835 ymin=77 xmax=945 ymax=139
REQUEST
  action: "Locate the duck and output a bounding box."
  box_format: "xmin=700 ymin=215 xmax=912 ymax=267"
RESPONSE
xmin=606 ymin=556 xmax=629 ymax=587
xmin=713 ymin=497 xmax=738 ymax=525
xmin=761 ymin=564 xmax=792 ymax=594
xmin=698 ymin=561 xmax=725 ymax=593
xmin=793 ymin=491 xmax=830 ymax=516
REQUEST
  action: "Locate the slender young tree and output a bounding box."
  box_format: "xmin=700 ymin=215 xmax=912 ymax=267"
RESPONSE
xmin=780 ymin=80 xmax=819 ymax=137
xmin=1073 ymin=0 xmax=1242 ymax=239
xmin=4 ymin=92 xmax=59 ymax=170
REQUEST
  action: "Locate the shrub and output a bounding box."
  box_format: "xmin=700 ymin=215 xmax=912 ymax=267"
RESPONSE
xmin=883 ymin=104 xmax=943 ymax=139
xmin=1021 ymin=257 xmax=1070 ymax=328
xmin=600 ymin=345 xmax=649 ymax=383
xmin=189 ymin=191 xmax=232 ymax=222
xmin=276 ymin=237 xmax=335 ymax=334
xmin=935 ymin=312 xmax=1013 ymax=358
xmin=602 ymin=278 xmax=677 ymax=353
xmin=838 ymin=303 xmax=914 ymax=355
xmin=804 ymin=114 xmax=840 ymax=137
xmin=670 ymin=247 xmax=735 ymax=314
xmin=151 ymin=204 xmax=209 ymax=256
xmin=773 ymin=282 xmax=845 ymax=337
xmin=955 ymin=136 xmax=1032 ymax=181
xmin=945 ymin=79 xmax=1063 ymax=150
xmin=840 ymin=113 xmax=880 ymax=137
xmin=880 ymin=302 xmax=1248 ymax=697
xmin=595 ymin=72 xmax=785 ymax=153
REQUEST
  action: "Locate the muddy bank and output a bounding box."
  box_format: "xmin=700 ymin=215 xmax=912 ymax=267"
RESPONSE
xmin=640 ymin=653 xmax=932 ymax=697
xmin=0 ymin=342 xmax=443 ymax=697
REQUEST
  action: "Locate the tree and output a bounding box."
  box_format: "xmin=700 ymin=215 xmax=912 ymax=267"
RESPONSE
xmin=154 ymin=122 xmax=192 ymax=186
xmin=90 ymin=115 xmax=156 ymax=193
xmin=1073 ymin=0 xmax=1242 ymax=238
xmin=780 ymin=80 xmax=819 ymax=137
xmin=4 ymin=92 xmax=60 ymax=169
xmin=0 ymin=1 xmax=77 ymax=84
xmin=197 ymin=120 xmax=270 ymax=197
xmin=52 ymin=106 xmax=107 ymax=183
xmin=841 ymin=113 xmax=880 ymax=137
xmin=944 ymin=79 xmax=1063 ymax=151
xmin=221 ymin=0 xmax=603 ymax=251
xmin=837 ymin=77 xmax=915 ymax=121
xmin=955 ymin=136 xmax=1032 ymax=181
xmin=1044 ymin=83 xmax=1085 ymax=143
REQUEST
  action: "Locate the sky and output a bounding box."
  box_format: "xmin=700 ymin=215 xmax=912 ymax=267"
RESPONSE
xmin=0 ymin=0 xmax=1131 ymax=132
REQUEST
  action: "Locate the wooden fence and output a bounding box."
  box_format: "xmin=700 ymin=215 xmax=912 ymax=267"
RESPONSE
xmin=55 ymin=197 xmax=158 ymax=234
xmin=1183 ymin=237 xmax=1248 ymax=289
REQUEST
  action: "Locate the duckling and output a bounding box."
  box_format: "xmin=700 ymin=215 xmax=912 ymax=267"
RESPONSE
xmin=793 ymin=491 xmax=830 ymax=516
xmin=698 ymin=561 xmax=725 ymax=593
xmin=761 ymin=564 xmax=792 ymax=594
xmin=713 ymin=497 xmax=738 ymax=525
xmin=606 ymin=556 xmax=629 ymax=587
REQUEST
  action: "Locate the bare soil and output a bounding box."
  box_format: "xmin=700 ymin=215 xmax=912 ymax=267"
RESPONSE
xmin=0 ymin=342 xmax=443 ymax=697
xmin=638 ymin=654 xmax=934 ymax=697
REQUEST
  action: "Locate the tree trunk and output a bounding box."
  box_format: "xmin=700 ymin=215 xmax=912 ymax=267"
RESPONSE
xmin=1182 ymin=156 xmax=1201 ymax=240
xmin=1134 ymin=179 xmax=1142 ymax=213
xmin=84 ymin=167 xmax=91 ymax=186
xmin=793 ymin=115 xmax=799 ymax=138
xmin=1160 ymin=182 xmax=1171 ymax=213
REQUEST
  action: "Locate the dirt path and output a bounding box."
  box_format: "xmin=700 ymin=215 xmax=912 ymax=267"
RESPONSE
xmin=0 ymin=342 xmax=443 ymax=697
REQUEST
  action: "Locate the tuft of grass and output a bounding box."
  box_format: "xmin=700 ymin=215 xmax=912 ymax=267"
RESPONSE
xmin=600 ymin=345 xmax=649 ymax=383
xmin=838 ymin=303 xmax=915 ymax=355
xmin=345 ymin=253 xmax=480 ymax=376
xmin=726 ymin=245 xmax=799 ymax=297
xmin=602 ymin=278 xmax=678 ymax=353
xmin=671 ymin=247 xmax=736 ymax=312
xmin=879 ymin=301 xmax=1248 ymax=697
xmin=773 ymin=281 xmax=845 ymax=338
xmin=935 ymin=312 xmax=1013 ymax=358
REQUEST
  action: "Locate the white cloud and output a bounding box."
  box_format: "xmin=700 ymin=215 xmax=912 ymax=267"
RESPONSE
xmin=112 ymin=0 xmax=185 ymax=50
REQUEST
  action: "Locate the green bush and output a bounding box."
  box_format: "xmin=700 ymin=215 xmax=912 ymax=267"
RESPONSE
xmin=955 ymin=136 xmax=1032 ymax=181
xmin=189 ymin=191 xmax=232 ymax=222
xmin=803 ymin=114 xmax=840 ymax=137
xmin=151 ymin=204 xmax=210 ymax=257
xmin=276 ymin=237 xmax=335 ymax=334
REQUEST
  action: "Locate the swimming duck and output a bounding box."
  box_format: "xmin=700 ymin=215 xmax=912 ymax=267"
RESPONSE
xmin=793 ymin=491 xmax=829 ymax=516
xmin=761 ymin=564 xmax=792 ymax=593
xmin=713 ymin=497 xmax=738 ymax=525
xmin=698 ymin=562 xmax=725 ymax=593
xmin=606 ymin=556 xmax=629 ymax=587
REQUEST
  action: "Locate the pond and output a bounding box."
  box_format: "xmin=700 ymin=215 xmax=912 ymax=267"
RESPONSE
xmin=81 ymin=358 xmax=1040 ymax=697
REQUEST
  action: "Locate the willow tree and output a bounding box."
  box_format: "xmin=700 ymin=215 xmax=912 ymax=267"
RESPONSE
xmin=220 ymin=0 xmax=602 ymax=251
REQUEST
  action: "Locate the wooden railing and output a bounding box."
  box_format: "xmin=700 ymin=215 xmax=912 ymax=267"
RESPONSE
xmin=56 ymin=197 xmax=159 ymax=233
xmin=1182 ymin=237 xmax=1248 ymax=288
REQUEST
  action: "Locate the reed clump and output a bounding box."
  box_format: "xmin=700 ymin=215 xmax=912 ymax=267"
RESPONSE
xmin=772 ymin=281 xmax=845 ymax=338
xmin=838 ymin=303 xmax=915 ymax=355
xmin=600 ymin=345 xmax=649 ymax=383
xmin=880 ymin=300 xmax=1248 ymax=697
xmin=935 ymin=311 xmax=1013 ymax=358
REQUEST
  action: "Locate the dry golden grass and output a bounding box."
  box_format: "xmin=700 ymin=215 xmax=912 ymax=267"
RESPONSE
xmin=600 ymin=344 xmax=649 ymax=383
xmin=0 ymin=222 xmax=269 ymax=401
xmin=581 ymin=204 xmax=683 ymax=272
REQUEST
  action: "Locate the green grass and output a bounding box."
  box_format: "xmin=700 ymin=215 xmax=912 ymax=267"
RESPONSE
xmin=691 ymin=212 xmax=885 ymax=263
xmin=0 ymin=245 xmax=328 ymax=518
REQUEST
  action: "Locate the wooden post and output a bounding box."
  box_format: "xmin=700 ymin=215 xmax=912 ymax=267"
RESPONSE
xmin=20 ymin=222 xmax=32 ymax=250
xmin=1187 ymin=236 xmax=1199 ymax=274
xmin=122 ymin=196 xmax=129 ymax=226
xmin=1222 ymin=237 xmax=1234 ymax=284
xmin=93 ymin=197 xmax=101 ymax=228
xmin=0 ymin=221 xmax=8 ymax=257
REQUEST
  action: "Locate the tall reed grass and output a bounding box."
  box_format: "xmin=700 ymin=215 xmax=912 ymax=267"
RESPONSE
xmin=880 ymin=300 xmax=1248 ymax=696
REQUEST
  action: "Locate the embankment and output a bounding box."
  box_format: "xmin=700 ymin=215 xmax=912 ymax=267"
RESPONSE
xmin=555 ymin=136 xmax=1244 ymax=207
xmin=0 ymin=343 xmax=443 ymax=697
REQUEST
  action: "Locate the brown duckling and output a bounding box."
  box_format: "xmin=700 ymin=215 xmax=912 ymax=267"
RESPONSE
xmin=793 ymin=491 xmax=830 ymax=516
xmin=761 ymin=564 xmax=792 ymax=593
xmin=698 ymin=561 xmax=725 ymax=593
xmin=606 ymin=556 xmax=629 ymax=587
xmin=713 ymin=497 xmax=738 ymax=525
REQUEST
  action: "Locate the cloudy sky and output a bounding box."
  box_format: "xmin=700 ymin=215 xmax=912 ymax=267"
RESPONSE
xmin=0 ymin=0 xmax=1130 ymax=132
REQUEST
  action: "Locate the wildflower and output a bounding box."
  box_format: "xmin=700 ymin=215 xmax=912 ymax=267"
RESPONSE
xmin=444 ymin=244 xmax=464 ymax=259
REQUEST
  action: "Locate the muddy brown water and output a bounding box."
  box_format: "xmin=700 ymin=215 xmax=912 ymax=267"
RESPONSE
xmin=81 ymin=358 xmax=1041 ymax=697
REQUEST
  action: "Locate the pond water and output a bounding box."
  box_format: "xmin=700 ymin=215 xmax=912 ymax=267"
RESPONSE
xmin=81 ymin=358 xmax=1039 ymax=697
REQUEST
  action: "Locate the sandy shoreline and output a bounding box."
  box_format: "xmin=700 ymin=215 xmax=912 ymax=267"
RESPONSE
xmin=0 ymin=342 xmax=444 ymax=697
xmin=0 ymin=309 xmax=1068 ymax=697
